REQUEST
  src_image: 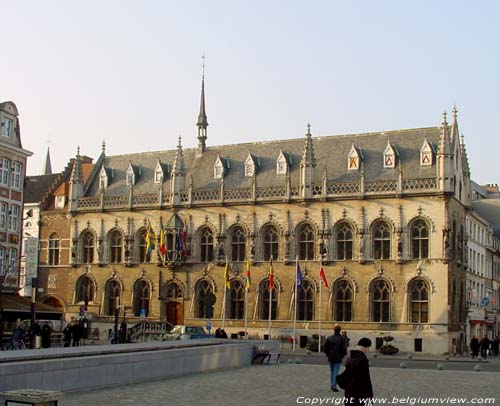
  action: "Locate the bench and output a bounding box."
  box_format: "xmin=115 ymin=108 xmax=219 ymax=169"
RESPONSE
xmin=252 ymin=346 xmax=281 ymax=364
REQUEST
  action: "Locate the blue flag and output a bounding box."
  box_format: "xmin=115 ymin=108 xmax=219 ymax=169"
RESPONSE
xmin=176 ymin=229 xmax=183 ymax=253
xmin=296 ymin=261 xmax=303 ymax=287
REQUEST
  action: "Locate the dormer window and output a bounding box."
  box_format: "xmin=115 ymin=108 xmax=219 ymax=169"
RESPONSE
xmin=383 ymin=142 xmax=396 ymax=169
xmin=1 ymin=118 xmax=13 ymax=138
xmin=99 ymin=167 xmax=109 ymax=190
xmin=245 ymin=153 xmax=256 ymax=177
xmin=154 ymin=159 xmax=164 ymax=184
xmin=126 ymin=164 xmax=135 ymax=186
xmin=348 ymin=144 xmax=361 ymax=171
xmin=276 ymin=150 xmax=288 ymax=175
xmin=214 ymin=154 xmax=224 ymax=180
xmin=420 ymin=139 xmax=433 ymax=166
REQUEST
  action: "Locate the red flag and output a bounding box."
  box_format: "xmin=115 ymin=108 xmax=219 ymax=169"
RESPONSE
xmin=268 ymin=259 xmax=274 ymax=290
xmin=319 ymin=266 xmax=328 ymax=288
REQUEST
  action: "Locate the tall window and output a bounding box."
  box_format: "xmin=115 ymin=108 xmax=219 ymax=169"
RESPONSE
xmin=298 ymin=280 xmax=314 ymax=320
xmin=298 ymin=224 xmax=315 ymax=261
xmin=334 ymin=280 xmax=353 ymax=321
xmin=11 ymin=162 xmax=22 ymax=189
xmin=0 ymin=247 xmax=4 ymax=274
xmin=7 ymin=248 xmax=17 ymax=274
xmin=138 ymin=229 xmax=149 ymax=263
xmin=229 ymin=280 xmax=245 ymax=319
xmin=263 ymin=225 xmax=279 ymax=261
xmin=105 ymin=279 xmax=121 ymax=316
xmin=259 ymin=279 xmax=277 ymax=320
xmin=75 ymin=275 xmax=95 ymax=303
xmin=411 ymin=220 xmax=429 ymax=259
xmin=1 ymin=118 xmax=12 ymax=137
xmin=109 ymin=230 xmax=123 ymax=263
xmin=410 ymin=279 xmax=429 ymax=323
xmin=0 ymin=158 xmax=9 ymax=186
xmin=48 ymin=233 xmax=60 ymax=265
xmin=371 ymin=280 xmax=390 ymax=322
xmin=195 ymin=280 xmax=213 ymax=318
xmin=199 ymin=227 xmax=214 ymax=262
xmin=336 ymin=223 xmax=353 ymax=260
xmin=8 ymin=205 xmax=19 ymax=232
xmin=0 ymin=202 xmax=7 ymax=229
xmin=133 ymin=279 xmax=150 ymax=317
xmin=373 ymin=221 xmax=391 ymax=259
xmin=231 ymin=227 xmax=246 ymax=262
xmin=81 ymin=231 xmax=94 ymax=264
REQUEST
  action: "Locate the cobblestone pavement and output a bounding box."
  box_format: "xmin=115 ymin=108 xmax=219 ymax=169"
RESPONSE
xmin=62 ymin=364 xmax=500 ymax=406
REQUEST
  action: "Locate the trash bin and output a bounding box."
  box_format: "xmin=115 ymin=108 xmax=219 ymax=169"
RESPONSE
xmin=300 ymin=335 xmax=308 ymax=348
xmin=231 ymin=333 xmax=238 ymax=339
xmin=264 ymin=334 xmax=270 ymax=340
xmin=35 ymin=335 xmax=41 ymax=349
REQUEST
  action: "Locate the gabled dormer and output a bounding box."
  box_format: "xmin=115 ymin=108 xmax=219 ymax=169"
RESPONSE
xmin=99 ymin=166 xmax=113 ymax=191
xmin=126 ymin=161 xmax=141 ymax=187
xmin=348 ymin=144 xmax=363 ymax=171
xmin=245 ymin=152 xmax=259 ymax=177
xmin=383 ymin=141 xmax=397 ymax=169
xmin=420 ymin=138 xmax=434 ymax=167
xmin=214 ymin=154 xmax=225 ymax=179
xmin=154 ymin=159 xmax=169 ymax=184
xmin=276 ymin=150 xmax=290 ymax=175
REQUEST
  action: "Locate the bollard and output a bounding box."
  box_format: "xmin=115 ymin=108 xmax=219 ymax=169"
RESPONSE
xmin=399 ymin=362 xmax=407 ymax=369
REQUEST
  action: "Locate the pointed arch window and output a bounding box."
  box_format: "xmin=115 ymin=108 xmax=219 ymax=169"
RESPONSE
xmin=334 ymin=280 xmax=353 ymax=321
xmin=195 ymin=280 xmax=213 ymax=319
xmin=263 ymin=225 xmax=279 ymax=261
xmin=165 ymin=282 xmax=183 ymax=300
xmin=231 ymin=227 xmax=246 ymax=262
xmin=105 ymin=279 xmax=121 ymax=316
xmin=200 ymin=227 xmax=214 ymax=262
xmin=133 ymin=279 xmax=150 ymax=317
xmin=298 ymin=280 xmax=314 ymax=320
xmin=109 ymin=230 xmax=123 ymax=264
xmin=75 ymin=275 xmax=95 ymax=303
xmin=411 ymin=220 xmax=429 ymax=259
xmin=298 ymin=224 xmax=315 ymax=261
xmin=138 ymin=229 xmax=149 ymax=263
xmin=371 ymin=280 xmax=390 ymax=322
xmin=229 ymin=280 xmax=245 ymax=319
xmin=373 ymin=221 xmax=391 ymax=259
xmin=48 ymin=233 xmax=60 ymax=265
xmin=336 ymin=223 xmax=354 ymax=260
xmin=409 ymin=279 xmax=429 ymax=323
xmin=81 ymin=231 xmax=94 ymax=264
xmin=259 ymin=279 xmax=277 ymax=320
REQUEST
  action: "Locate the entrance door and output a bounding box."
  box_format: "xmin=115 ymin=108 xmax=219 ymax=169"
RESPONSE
xmin=166 ymin=301 xmax=183 ymax=325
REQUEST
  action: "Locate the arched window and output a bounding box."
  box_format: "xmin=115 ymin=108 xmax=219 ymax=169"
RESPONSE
xmin=199 ymin=227 xmax=214 ymax=263
xmin=371 ymin=279 xmax=390 ymax=322
xmin=138 ymin=229 xmax=149 ymax=263
xmin=298 ymin=224 xmax=315 ymax=261
xmin=334 ymin=280 xmax=353 ymax=321
xmin=297 ymin=280 xmax=314 ymax=320
xmin=109 ymin=230 xmax=123 ymax=264
xmin=133 ymin=279 xmax=150 ymax=317
xmin=81 ymin=231 xmax=94 ymax=264
xmin=411 ymin=220 xmax=429 ymax=259
xmin=262 ymin=225 xmax=279 ymax=261
xmin=409 ymin=279 xmax=429 ymax=323
xmin=104 ymin=279 xmax=121 ymax=316
xmin=372 ymin=221 xmax=391 ymax=259
xmin=165 ymin=282 xmax=183 ymax=300
xmin=259 ymin=279 xmax=277 ymax=320
xmin=229 ymin=280 xmax=245 ymax=319
xmin=48 ymin=233 xmax=60 ymax=265
xmin=336 ymin=223 xmax=354 ymax=260
xmin=75 ymin=275 xmax=95 ymax=303
xmin=231 ymin=227 xmax=246 ymax=262
xmin=195 ymin=280 xmax=214 ymax=318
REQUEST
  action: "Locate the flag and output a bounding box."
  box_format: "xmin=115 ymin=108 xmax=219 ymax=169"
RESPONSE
xmin=182 ymin=224 xmax=188 ymax=256
xmin=319 ymin=266 xmax=329 ymax=288
xmin=176 ymin=229 xmax=183 ymax=253
xmin=245 ymin=259 xmax=251 ymax=290
xmin=296 ymin=260 xmax=303 ymax=287
xmin=224 ymin=258 xmax=231 ymax=289
xmin=146 ymin=221 xmax=156 ymax=255
xmin=159 ymin=227 xmax=166 ymax=258
xmin=268 ymin=259 xmax=274 ymax=290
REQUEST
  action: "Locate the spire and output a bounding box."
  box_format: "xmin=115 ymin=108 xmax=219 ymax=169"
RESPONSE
xmin=42 ymin=147 xmax=52 ymax=175
xmin=461 ymin=133 xmax=471 ymax=177
xmin=450 ymin=105 xmax=459 ymax=143
xmin=173 ymin=136 xmax=186 ymax=173
xmin=301 ymin=123 xmax=316 ymax=166
xmin=101 ymin=140 xmax=106 ymax=156
xmin=438 ymin=111 xmax=451 ymax=155
xmin=70 ymin=146 xmax=83 ymax=184
xmin=197 ymin=55 xmax=208 ymax=155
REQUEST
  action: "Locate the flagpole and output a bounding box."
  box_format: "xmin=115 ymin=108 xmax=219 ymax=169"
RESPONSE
xmin=318 ymin=261 xmax=322 ymax=354
xmin=293 ymin=257 xmax=298 ymax=352
xmin=268 ymin=259 xmax=272 ymax=340
xmin=244 ymin=261 xmax=249 ymax=339
xmin=222 ymin=258 xmax=227 ymax=329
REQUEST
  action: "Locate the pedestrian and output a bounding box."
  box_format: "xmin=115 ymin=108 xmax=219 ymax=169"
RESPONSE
xmin=491 ymin=336 xmax=499 ymax=356
xmin=215 ymin=328 xmax=221 ymax=338
xmin=72 ymin=322 xmax=82 ymax=347
xmin=63 ymin=323 xmax=72 ymax=347
xmin=119 ymin=320 xmax=128 ymax=343
xmin=11 ymin=324 xmax=25 ymax=350
xmin=41 ymin=322 xmax=52 ymax=348
xmin=323 ymin=325 xmax=347 ymax=392
xmin=344 ymin=337 xmax=374 ymax=406
xmin=470 ymin=336 xmax=480 ymax=359
xmin=220 ymin=329 xmax=228 ymax=339
xmin=480 ymin=335 xmax=490 ymax=358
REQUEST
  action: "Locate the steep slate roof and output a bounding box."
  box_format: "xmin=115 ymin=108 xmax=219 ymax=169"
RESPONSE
xmin=24 ymin=174 xmax=60 ymax=204
xmin=84 ymin=126 xmax=441 ymax=197
xmin=472 ymin=199 xmax=500 ymax=238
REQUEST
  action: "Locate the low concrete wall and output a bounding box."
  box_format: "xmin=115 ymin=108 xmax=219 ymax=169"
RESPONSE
xmin=0 ymin=339 xmax=280 ymax=392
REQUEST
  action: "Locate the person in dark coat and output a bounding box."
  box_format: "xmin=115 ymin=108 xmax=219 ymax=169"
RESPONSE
xmin=40 ymin=322 xmax=52 ymax=348
xmin=470 ymin=336 xmax=480 ymax=359
xmin=344 ymin=337 xmax=373 ymax=406
xmin=220 ymin=329 xmax=228 ymax=339
xmin=491 ymin=336 xmax=499 ymax=356
xmin=72 ymin=322 xmax=82 ymax=347
xmin=480 ymin=335 xmax=490 ymax=358
xmin=323 ymin=325 xmax=347 ymax=392
xmin=63 ymin=323 xmax=73 ymax=347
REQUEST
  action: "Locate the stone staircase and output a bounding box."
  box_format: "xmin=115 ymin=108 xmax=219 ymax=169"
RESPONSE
xmin=127 ymin=320 xmax=174 ymax=342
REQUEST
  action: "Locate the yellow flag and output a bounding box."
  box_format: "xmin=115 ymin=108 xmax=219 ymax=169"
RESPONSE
xmin=245 ymin=260 xmax=251 ymax=290
xmin=224 ymin=259 xmax=231 ymax=289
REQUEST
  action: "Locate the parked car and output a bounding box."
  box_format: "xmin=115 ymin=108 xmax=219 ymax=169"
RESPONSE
xmin=163 ymin=325 xmax=210 ymax=341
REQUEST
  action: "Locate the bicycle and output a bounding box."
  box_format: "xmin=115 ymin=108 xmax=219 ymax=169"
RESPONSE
xmin=8 ymin=339 xmax=26 ymax=351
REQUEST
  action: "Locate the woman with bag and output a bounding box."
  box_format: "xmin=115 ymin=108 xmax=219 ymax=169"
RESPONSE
xmin=343 ymin=337 xmax=373 ymax=406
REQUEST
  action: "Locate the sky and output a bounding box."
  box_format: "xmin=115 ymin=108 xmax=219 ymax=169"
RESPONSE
xmin=2 ymin=1 xmax=499 ymax=183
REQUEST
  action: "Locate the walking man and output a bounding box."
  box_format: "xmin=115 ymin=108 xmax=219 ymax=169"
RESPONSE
xmin=324 ymin=325 xmax=347 ymax=392
xmin=344 ymin=338 xmax=374 ymax=406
